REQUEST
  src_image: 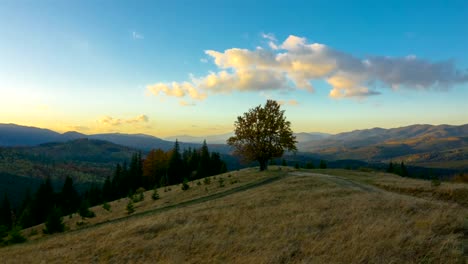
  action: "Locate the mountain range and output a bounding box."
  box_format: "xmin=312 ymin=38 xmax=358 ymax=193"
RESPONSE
xmin=1 ymin=123 xmax=467 ymax=170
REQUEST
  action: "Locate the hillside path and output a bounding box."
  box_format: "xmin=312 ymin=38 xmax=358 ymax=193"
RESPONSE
xmin=290 ymin=171 xmax=381 ymax=193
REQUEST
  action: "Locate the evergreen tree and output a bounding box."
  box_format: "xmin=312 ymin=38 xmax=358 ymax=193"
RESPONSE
xmin=197 ymin=140 xmax=211 ymax=179
xmin=102 ymin=175 xmax=113 ymax=202
xmin=78 ymin=200 xmax=95 ymax=218
xmin=187 ymin=148 xmax=200 ymax=176
xmin=84 ymin=184 xmax=103 ymax=206
xmin=129 ymin=152 xmax=143 ymax=191
xmin=43 ymin=206 xmax=65 ymax=234
xmin=400 ymin=162 xmax=409 ymax=177
xmin=387 ymin=162 xmax=394 ymax=173
xmin=167 ymin=140 xmax=184 ymax=185
xmin=32 ymin=177 xmax=55 ymax=225
xmin=305 ymin=162 xmax=315 ymax=169
xmin=18 ymin=189 xmax=34 ymax=228
xmin=111 ymin=163 xmax=123 ymax=199
xmin=209 ymin=152 xmax=224 ymax=176
xmin=0 ymin=194 xmax=12 ymax=229
xmin=60 ymin=176 xmax=80 ymax=216
xmin=319 ymin=160 xmax=327 ymax=169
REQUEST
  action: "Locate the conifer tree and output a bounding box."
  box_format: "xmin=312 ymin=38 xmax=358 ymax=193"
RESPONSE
xmin=79 ymin=200 xmax=95 ymax=218
xmin=0 ymin=194 xmax=12 ymax=229
xmin=43 ymin=206 xmax=65 ymax=234
xmin=197 ymin=140 xmax=211 ymax=179
xmin=167 ymin=140 xmax=184 ymax=185
xmin=60 ymin=176 xmax=80 ymax=216
xmin=387 ymin=162 xmax=394 ymax=173
xmin=32 ymin=177 xmax=55 ymax=224
xmin=400 ymin=162 xmax=409 ymax=177
xmin=319 ymin=160 xmax=327 ymax=169
xmin=102 ymin=175 xmax=113 ymax=202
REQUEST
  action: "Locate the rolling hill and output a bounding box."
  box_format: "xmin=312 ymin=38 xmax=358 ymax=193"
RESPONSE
xmin=1 ymin=168 xmax=466 ymax=263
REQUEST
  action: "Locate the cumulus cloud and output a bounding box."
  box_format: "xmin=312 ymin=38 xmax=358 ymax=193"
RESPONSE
xmin=99 ymin=115 xmax=149 ymax=126
xmin=147 ymin=35 xmax=468 ymax=102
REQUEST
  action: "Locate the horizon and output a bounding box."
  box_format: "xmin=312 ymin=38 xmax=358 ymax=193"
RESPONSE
xmin=2 ymin=121 xmax=467 ymax=140
xmin=1 ymin=1 xmax=467 ymax=137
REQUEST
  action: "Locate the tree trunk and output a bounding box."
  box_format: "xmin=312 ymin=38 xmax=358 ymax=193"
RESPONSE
xmin=259 ymin=159 xmax=268 ymax=171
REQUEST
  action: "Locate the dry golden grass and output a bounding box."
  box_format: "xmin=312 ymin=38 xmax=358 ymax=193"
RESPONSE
xmin=316 ymin=169 xmax=468 ymax=207
xmin=1 ymin=167 xmax=466 ymax=263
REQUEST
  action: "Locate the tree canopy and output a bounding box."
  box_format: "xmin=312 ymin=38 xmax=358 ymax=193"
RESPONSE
xmin=227 ymin=100 xmax=297 ymax=171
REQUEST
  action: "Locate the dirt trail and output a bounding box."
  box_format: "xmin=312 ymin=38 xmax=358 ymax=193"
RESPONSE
xmin=290 ymin=171 xmax=381 ymax=193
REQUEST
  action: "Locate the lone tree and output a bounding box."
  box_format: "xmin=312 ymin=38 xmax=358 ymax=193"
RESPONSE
xmin=227 ymin=100 xmax=297 ymax=171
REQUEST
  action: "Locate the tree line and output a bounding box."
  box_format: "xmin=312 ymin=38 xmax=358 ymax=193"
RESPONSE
xmin=0 ymin=140 xmax=226 ymax=243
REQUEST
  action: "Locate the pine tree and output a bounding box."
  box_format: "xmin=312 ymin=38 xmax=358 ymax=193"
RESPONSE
xmin=32 ymin=177 xmax=55 ymax=225
xmin=0 ymin=194 xmax=12 ymax=229
xmin=43 ymin=206 xmax=65 ymax=234
xmin=102 ymin=176 xmax=112 ymax=202
xmin=319 ymin=160 xmax=327 ymax=169
xmin=78 ymin=200 xmax=95 ymax=218
xmin=400 ymin=162 xmax=409 ymax=177
xmin=18 ymin=189 xmax=34 ymax=229
xmin=197 ymin=140 xmax=211 ymax=179
xmin=305 ymin=162 xmax=315 ymax=169
xmin=60 ymin=176 xmax=80 ymax=216
xmin=167 ymin=140 xmax=184 ymax=185
xmin=387 ymin=162 xmax=394 ymax=173
xmin=111 ymin=163 xmax=123 ymax=199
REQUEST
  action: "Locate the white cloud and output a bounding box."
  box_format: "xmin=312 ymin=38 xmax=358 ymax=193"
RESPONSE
xmin=146 ymin=34 xmax=468 ymax=103
xmin=179 ymin=100 xmax=196 ymax=107
xmin=278 ymin=99 xmax=300 ymax=106
xmin=132 ymin=31 xmax=144 ymax=40
xmin=99 ymin=114 xmax=149 ymax=126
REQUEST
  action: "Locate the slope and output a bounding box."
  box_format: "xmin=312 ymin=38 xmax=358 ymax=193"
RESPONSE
xmin=1 ymin=168 xmax=466 ymax=263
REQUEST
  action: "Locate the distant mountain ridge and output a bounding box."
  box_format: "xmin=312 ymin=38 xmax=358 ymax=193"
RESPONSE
xmin=1 ymin=123 xmax=467 ymax=170
xmin=0 ymin=123 xmax=227 ymax=152
xmin=299 ymin=124 xmax=468 ymax=170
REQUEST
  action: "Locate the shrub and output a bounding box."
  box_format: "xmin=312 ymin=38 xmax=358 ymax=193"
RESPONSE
xmin=6 ymin=226 xmax=26 ymax=244
xmin=135 ymin=193 xmax=144 ymax=202
xmin=79 ymin=200 xmax=96 ymax=218
xmin=127 ymin=200 xmax=135 ymax=214
xmin=218 ymin=177 xmax=225 ymax=188
xmin=151 ymin=188 xmax=160 ymax=200
xmin=203 ymin=177 xmax=211 ymax=185
xmin=181 ymin=178 xmax=190 ymax=191
xmin=431 ymin=176 xmax=441 ymax=187
xmin=102 ymin=202 xmax=111 ymax=211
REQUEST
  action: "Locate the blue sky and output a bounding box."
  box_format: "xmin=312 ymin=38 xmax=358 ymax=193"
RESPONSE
xmin=0 ymin=0 xmax=467 ymax=137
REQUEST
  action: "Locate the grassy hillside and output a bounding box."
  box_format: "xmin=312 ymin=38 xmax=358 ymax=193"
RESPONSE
xmin=1 ymin=168 xmax=466 ymax=263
